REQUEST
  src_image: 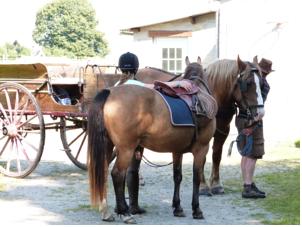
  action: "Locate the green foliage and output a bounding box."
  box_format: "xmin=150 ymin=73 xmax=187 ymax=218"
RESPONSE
xmin=32 ymin=0 xmax=108 ymax=58
xmin=257 ymin=167 xmax=300 ymax=225
xmin=294 ymin=139 xmax=300 ymax=148
xmin=0 ymin=41 xmax=31 ymax=58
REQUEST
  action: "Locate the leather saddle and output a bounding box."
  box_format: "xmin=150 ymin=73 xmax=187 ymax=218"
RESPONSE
xmin=154 ymin=80 xmax=199 ymax=108
xmin=154 ymin=79 xmax=217 ymax=119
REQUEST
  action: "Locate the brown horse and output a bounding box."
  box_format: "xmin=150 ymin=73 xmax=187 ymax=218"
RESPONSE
xmin=202 ymin=56 xmax=265 ymax=194
xmin=88 ymin=58 xmax=217 ymax=223
xmin=134 ymin=56 xmax=265 ymax=195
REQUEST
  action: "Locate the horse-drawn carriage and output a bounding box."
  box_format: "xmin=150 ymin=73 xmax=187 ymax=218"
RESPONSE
xmin=0 ymin=62 xmax=120 ymax=178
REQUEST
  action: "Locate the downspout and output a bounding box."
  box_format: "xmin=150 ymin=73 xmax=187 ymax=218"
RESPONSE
xmin=216 ymin=9 xmax=220 ymax=59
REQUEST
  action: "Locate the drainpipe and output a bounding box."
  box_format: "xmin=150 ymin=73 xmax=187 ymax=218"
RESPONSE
xmin=216 ymin=9 xmax=220 ymax=59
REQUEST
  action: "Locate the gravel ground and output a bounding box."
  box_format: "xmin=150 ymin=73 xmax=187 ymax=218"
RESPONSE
xmin=0 ymin=160 xmax=271 ymax=225
xmin=0 ymin=129 xmax=292 ymax=225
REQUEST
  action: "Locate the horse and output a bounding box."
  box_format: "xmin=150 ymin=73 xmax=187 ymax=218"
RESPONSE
xmin=87 ymin=58 xmax=218 ymax=223
xmin=133 ymin=56 xmax=265 ymax=195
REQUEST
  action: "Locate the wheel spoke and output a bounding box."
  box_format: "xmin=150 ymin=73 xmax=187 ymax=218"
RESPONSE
xmin=17 ymin=134 xmax=39 ymax=153
xmin=14 ymin=138 xmax=22 ymax=174
xmin=0 ymin=137 xmax=10 ymax=156
xmin=0 ymin=103 xmax=10 ymax=124
xmin=68 ymin=130 xmax=85 ymax=147
xmin=17 ymin=114 xmax=39 ymax=129
xmin=3 ymin=88 xmax=13 ymax=123
xmin=14 ymin=89 xmax=20 ymax=122
xmin=16 ymin=97 xmax=29 ymax=125
xmin=5 ymin=139 xmax=14 ymax=172
xmin=18 ymin=138 xmax=31 ymax=162
xmin=75 ymin=132 xmax=87 ymax=160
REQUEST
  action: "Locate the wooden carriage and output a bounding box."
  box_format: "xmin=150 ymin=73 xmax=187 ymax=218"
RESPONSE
xmin=0 ymin=62 xmax=120 ymax=177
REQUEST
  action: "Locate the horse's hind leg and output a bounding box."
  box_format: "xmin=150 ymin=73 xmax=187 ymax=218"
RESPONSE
xmin=127 ymin=146 xmax=146 ymax=214
xmin=172 ymin=152 xmax=186 ymax=217
xmin=192 ymin=145 xmax=209 ymax=219
xmin=198 ymin=157 xmax=212 ymax=196
xmin=111 ymin=149 xmax=136 ymax=223
xmin=209 ymin=118 xmax=232 ymax=194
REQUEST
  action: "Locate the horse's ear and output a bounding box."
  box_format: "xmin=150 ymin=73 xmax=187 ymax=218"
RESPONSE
xmin=185 ymin=56 xmax=190 ymax=66
xmin=237 ymin=55 xmax=246 ymax=72
xmin=253 ymin=55 xmax=258 ymax=64
xmin=197 ymin=56 xmax=202 ymax=65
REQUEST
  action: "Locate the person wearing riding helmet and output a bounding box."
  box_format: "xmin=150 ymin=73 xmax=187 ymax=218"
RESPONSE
xmin=118 ymin=52 xmax=193 ymax=91
xmin=236 ymin=58 xmax=274 ymax=199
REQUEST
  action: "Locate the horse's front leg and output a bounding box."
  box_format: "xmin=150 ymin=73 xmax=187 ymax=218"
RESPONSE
xmin=126 ymin=146 xmax=146 ymax=214
xmin=172 ymin=152 xmax=186 ymax=217
xmin=209 ymin=117 xmax=232 ymax=194
xmin=192 ymin=144 xmax=209 ymax=219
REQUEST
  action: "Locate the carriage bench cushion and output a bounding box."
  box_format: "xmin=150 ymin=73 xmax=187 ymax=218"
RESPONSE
xmin=156 ymin=90 xmax=195 ymax=127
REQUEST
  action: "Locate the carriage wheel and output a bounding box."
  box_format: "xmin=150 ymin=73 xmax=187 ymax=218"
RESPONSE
xmin=60 ymin=117 xmax=87 ymax=170
xmin=0 ymin=82 xmax=45 ymax=178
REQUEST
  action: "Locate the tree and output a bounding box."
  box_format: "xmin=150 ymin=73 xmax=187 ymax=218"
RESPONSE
xmin=0 ymin=41 xmax=31 ymax=59
xmin=32 ymin=0 xmax=108 ymax=58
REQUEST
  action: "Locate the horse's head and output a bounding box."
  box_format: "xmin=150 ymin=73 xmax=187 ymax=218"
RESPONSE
xmin=233 ymin=56 xmax=265 ymax=125
xmin=183 ymin=56 xmax=204 ymax=80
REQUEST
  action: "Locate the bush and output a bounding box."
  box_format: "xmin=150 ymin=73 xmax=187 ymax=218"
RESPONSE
xmin=294 ymin=139 xmax=300 ymax=148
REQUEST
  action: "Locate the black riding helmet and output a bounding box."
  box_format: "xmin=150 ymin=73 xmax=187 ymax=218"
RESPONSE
xmin=118 ymin=52 xmax=139 ymax=74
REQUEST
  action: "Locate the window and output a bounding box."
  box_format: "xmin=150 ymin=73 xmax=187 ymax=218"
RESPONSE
xmin=162 ymin=48 xmax=182 ymax=74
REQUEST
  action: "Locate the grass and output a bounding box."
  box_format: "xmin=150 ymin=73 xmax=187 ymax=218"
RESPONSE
xmin=223 ymin=140 xmax=300 ymax=225
xmin=224 ymin=138 xmax=300 ymax=225
xmin=256 ymin=166 xmax=300 ymax=225
xmin=224 ymin=165 xmax=300 ymax=225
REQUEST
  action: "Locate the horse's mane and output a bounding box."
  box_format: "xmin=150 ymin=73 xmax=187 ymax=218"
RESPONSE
xmin=205 ymin=59 xmax=239 ymax=97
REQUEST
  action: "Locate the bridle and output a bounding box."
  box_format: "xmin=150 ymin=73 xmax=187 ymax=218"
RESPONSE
xmin=236 ymin=67 xmax=264 ymax=122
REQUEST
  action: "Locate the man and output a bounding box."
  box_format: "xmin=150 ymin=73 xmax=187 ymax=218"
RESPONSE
xmin=237 ymin=58 xmax=274 ymax=199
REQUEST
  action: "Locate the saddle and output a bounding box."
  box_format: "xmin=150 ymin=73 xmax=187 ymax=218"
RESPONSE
xmin=154 ymin=80 xmax=216 ymax=119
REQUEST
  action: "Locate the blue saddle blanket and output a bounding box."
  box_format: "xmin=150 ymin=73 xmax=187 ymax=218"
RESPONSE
xmin=157 ymin=91 xmax=194 ymax=127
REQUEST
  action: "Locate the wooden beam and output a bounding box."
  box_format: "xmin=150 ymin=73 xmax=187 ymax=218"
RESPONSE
xmin=148 ymin=30 xmax=192 ymax=38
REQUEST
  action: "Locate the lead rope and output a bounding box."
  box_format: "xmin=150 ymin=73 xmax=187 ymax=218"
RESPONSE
xmin=227 ymin=122 xmax=261 ymax=157
xmin=141 ymin=154 xmax=173 ymax=167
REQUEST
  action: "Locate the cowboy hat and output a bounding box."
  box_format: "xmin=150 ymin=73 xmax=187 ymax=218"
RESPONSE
xmin=258 ymin=58 xmax=274 ymax=74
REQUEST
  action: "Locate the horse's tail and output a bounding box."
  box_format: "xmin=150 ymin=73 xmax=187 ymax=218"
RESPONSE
xmin=87 ymin=89 xmax=111 ymax=207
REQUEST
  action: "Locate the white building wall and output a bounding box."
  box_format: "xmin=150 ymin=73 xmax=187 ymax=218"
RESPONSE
xmin=103 ymin=0 xmax=301 ymax=141
xmin=129 ymin=13 xmax=217 ymax=68
xmin=218 ymin=0 xmax=301 ymax=141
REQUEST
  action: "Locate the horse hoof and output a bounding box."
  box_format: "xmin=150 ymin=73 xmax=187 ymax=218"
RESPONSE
xmin=211 ymin=186 xmax=225 ymax=195
xmin=102 ymin=213 xmax=115 ymax=222
xmin=130 ymin=206 xmax=146 ymax=215
xmin=199 ymin=188 xmax=213 ymax=196
xmin=174 ymin=208 xmax=186 ymax=217
xmin=120 ymin=214 xmax=137 ymax=224
xmin=192 ymin=210 xmax=204 ymax=219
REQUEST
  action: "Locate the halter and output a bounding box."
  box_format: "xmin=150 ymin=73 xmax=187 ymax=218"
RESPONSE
xmin=236 ymin=68 xmax=264 ymax=121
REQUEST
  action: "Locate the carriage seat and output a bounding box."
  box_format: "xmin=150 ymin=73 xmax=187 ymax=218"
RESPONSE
xmin=48 ymin=77 xmax=83 ymax=85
